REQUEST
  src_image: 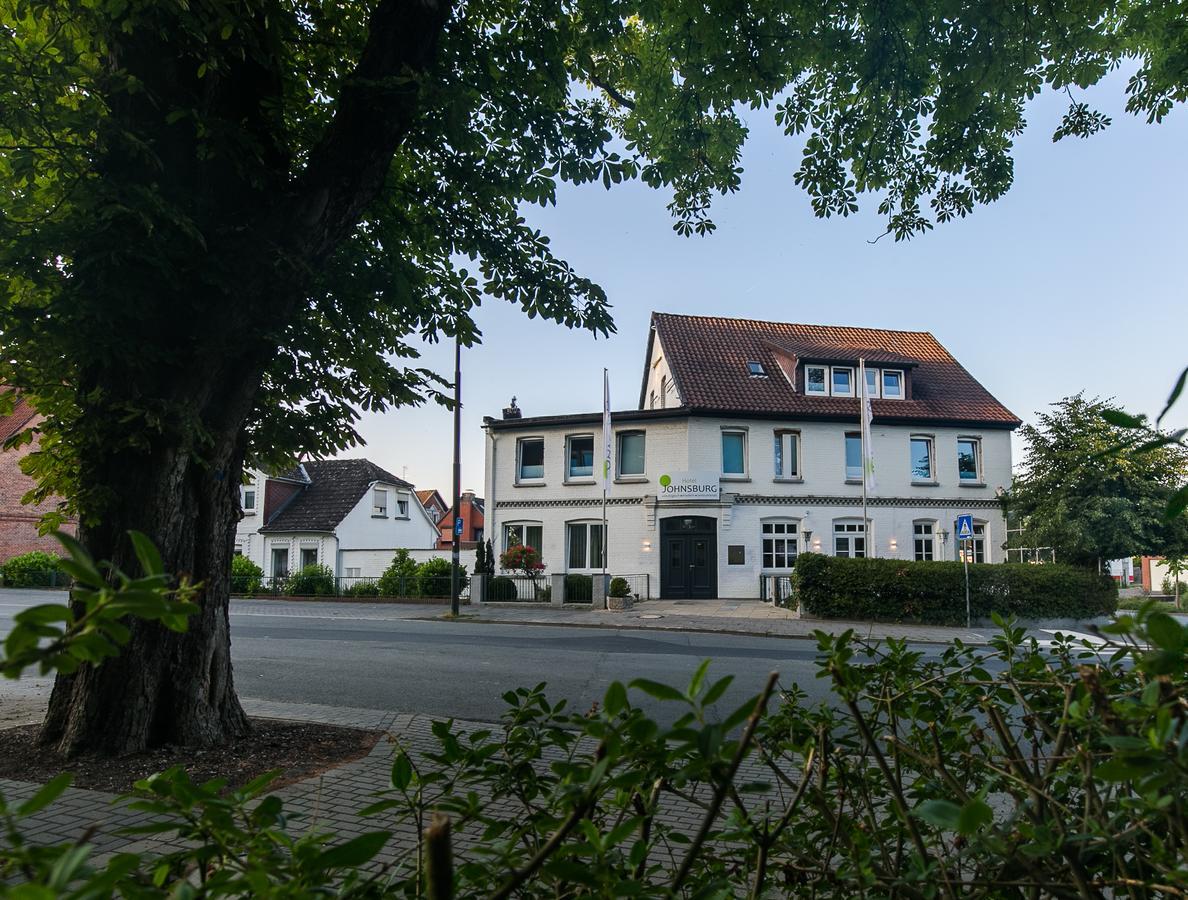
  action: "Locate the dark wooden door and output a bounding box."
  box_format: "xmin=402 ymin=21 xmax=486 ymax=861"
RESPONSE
xmin=660 ymin=517 xmax=717 ymax=599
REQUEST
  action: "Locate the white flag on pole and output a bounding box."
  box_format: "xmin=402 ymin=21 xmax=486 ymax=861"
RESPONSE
xmin=859 ymin=359 xmax=877 ymax=495
xmin=602 ymin=368 xmax=612 ymax=487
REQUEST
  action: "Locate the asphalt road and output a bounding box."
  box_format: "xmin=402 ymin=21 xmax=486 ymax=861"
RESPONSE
xmin=1 ymin=591 xmax=949 ymax=724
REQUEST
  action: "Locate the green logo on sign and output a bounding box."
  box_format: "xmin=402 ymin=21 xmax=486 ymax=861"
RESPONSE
xmin=659 ymin=474 xmax=671 ymax=487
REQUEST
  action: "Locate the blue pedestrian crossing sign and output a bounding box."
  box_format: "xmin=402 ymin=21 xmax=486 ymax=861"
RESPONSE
xmin=956 ymin=514 xmax=974 ymax=541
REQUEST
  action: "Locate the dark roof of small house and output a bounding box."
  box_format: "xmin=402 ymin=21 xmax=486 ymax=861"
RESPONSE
xmin=0 ymin=390 xmax=39 ymax=443
xmin=642 ymin=313 xmax=1020 ymax=428
xmin=259 ymin=459 xmax=412 ymax=533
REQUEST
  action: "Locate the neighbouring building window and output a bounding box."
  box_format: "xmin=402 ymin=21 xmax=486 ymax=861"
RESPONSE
xmin=517 ymin=437 xmax=545 ymax=481
xmin=832 ymin=366 xmax=854 ymax=396
xmin=271 ymin=547 xmax=289 ymax=578
xmin=504 ymin=523 xmax=543 ymax=553
xmin=234 ymin=545 xmax=243 ymax=556
xmin=957 ymin=437 xmax=982 ymax=482
xmin=300 ymin=548 xmax=317 ymax=569
xmin=910 ymin=436 xmax=934 ymax=481
xmin=774 ymin=430 xmax=800 ymax=478
xmin=834 ymin=521 xmax=865 ymax=558
xmin=761 ymin=520 xmax=799 ymax=569
xmin=805 ymin=365 xmax=827 ymax=395
xmin=567 ymin=522 xmax=606 ymax=569
xmin=913 ymin=522 xmax=935 ymax=561
xmin=617 ymin=430 xmax=646 ymax=477
xmin=373 ymin=488 xmax=388 ymax=516
xmin=864 ymin=367 xmax=879 ymax=398
xmin=844 ymin=432 xmax=862 ymax=480
xmin=345 ymin=567 xmax=361 ymax=578
xmin=722 ymin=430 xmax=747 ymax=476
xmin=882 ymin=370 xmax=904 ymax=398
xmin=567 ymin=434 xmax=595 ymax=479
xmin=958 ymin=522 xmax=987 ymax=563
xmin=242 ymin=488 xmax=256 ymax=512
xmin=397 ymin=497 xmax=409 ymax=517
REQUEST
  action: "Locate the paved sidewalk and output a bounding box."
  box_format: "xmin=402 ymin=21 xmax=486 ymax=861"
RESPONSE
xmin=1 ymin=698 xmax=750 ymax=873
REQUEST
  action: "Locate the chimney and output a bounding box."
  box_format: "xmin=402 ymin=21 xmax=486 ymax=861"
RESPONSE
xmin=502 ymin=396 xmax=521 ymax=420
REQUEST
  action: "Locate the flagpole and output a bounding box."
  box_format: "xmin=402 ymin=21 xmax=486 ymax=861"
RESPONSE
xmin=601 ymin=368 xmax=609 ymax=607
xmin=859 ymin=358 xmax=870 ymax=557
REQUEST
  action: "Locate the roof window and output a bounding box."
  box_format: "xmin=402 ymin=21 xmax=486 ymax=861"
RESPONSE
xmin=746 ymin=361 xmax=767 ymax=377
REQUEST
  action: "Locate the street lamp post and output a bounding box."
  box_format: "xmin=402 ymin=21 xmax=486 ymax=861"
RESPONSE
xmin=450 ymin=333 xmax=462 ymax=617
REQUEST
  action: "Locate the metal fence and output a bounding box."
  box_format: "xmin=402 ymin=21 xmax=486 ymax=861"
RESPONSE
xmin=609 ymin=573 xmax=651 ymax=601
xmin=231 ymin=574 xmax=470 ymax=600
xmin=759 ymin=574 xmax=794 ymax=606
xmin=484 ymin=574 xmax=551 ymax=602
xmin=0 ymin=570 xmax=70 ymax=589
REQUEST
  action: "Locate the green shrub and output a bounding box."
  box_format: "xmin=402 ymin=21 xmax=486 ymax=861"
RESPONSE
xmin=345 ymin=580 xmax=380 ymax=598
xmin=284 ymin=564 xmax=336 ymax=596
xmin=378 ymin=549 xmax=418 ymax=596
xmin=608 ymin=576 xmax=630 ymax=598
xmin=229 ymin=555 xmax=263 ymax=594
xmin=536 ymin=583 xmax=552 ymax=601
xmin=1 ymin=550 xmax=64 ymax=588
xmin=486 ymin=575 xmax=517 ymax=601
xmin=416 ymin=556 xmax=468 ymax=597
xmin=564 ymin=573 xmax=593 ymax=602
xmin=793 ymin=552 xmax=1117 ymax=625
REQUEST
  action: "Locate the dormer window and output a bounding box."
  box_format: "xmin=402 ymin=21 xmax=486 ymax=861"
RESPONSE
xmin=747 ymin=361 xmax=767 ymax=377
xmin=831 ymin=367 xmax=854 ymax=396
xmin=805 ymin=365 xmax=827 ymax=395
xmin=882 ymin=370 xmax=903 ymax=398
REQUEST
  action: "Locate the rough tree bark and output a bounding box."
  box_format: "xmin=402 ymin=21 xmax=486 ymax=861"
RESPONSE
xmin=39 ymin=0 xmax=454 ymax=755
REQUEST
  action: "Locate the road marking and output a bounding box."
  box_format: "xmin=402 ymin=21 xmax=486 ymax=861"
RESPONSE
xmin=1039 ymin=629 xmax=1108 ymax=646
xmin=230 ymin=611 xmax=411 ymax=622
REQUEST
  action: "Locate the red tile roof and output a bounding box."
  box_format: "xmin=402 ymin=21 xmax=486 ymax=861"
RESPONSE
xmin=0 ymin=390 xmax=39 ymax=444
xmin=648 ymin=313 xmax=1020 ymax=428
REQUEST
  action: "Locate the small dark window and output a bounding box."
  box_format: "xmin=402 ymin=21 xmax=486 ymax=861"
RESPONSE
xmin=747 ymin=361 xmax=766 ymax=377
xmin=728 ymin=545 xmax=746 ymax=565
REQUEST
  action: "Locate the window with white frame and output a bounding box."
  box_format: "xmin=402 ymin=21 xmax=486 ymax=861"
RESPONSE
xmin=761 ymin=520 xmax=798 ymax=569
xmin=617 ymin=430 xmax=646 ymax=477
xmin=567 ymin=434 xmax=595 ymax=479
xmin=242 ymin=487 xmax=256 ymax=513
xmin=773 ymin=429 xmax=800 ymax=479
xmin=722 ymin=430 xmax=747 ymax=477
xmin=834 ymin=520 xmax=866 ymax=558
xmin=271 ymin=547 xmax=289 ymax=578
xmin=517 ymin=437 xmax=545 ymax=481
xmin=566 ymin=521 xmax=606 ymax=569
xmin=373 ymin=488 xmax=388 ymax=516
xmin=957 ymin=522 xmax=987 ymax=563
xmin=910 ymin=435 xmax=935 ymax=482
xmin=397 ymin=496 xmax=409 ymax=517
xmin=805 ymin=365 xmax=827 ymax=395
xmin=882 ymin=370 xmax=904 ymax=398
xmin=863 ymin=367 xmax=880 ymax=398
xmin=957 ymin=437 xmax=982 ymax=483
xmin=832 ymin=366 xmax=854 ymax=396
xmin=504 ymin=522 xmax=543 ymax=552
xmin=913 ymin=522 xmax=935 ymax=561
xmin=345 ymin=567 xmax=361 ymax=578
xmin=844 ymin=432 xmax=862 ymax=480
xmin=300 ymin=547 xmax=318 ymax=570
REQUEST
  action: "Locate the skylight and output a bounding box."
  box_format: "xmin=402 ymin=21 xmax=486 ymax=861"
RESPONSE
xmin=747 ymin=361 xmax=767 ymax=377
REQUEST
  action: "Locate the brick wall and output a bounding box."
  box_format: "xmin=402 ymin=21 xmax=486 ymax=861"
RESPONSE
xmin=0 ymin=416 xmax=76 ymax=562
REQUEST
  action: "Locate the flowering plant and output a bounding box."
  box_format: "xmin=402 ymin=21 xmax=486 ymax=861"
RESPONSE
xmin=499 ymin=544 xmax=545 ymax=577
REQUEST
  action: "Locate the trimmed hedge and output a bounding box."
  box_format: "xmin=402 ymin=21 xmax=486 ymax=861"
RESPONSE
xmin=793 ymin=553 xmax=1117 ymax=625
xmin=0 ymin=551 xmax=64 ymax=588
xmin=487 ymin=575 xmax=518 ymax=601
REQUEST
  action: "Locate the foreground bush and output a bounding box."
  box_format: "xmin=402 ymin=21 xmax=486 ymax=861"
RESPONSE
xmin=0 ymin=550 xmax=64 ymax=588
xmin=229 ymin=555 xmax=263 ymax=594
xmin=4 ymin=603 xmax=1187 ymax=897
xmin=415 ymin=556 xmax=468 ymax=597
xmin=793 ymin=552 xmax=1117 ymax=624
xmin=377 ymin=549 xmax=418 ymax=597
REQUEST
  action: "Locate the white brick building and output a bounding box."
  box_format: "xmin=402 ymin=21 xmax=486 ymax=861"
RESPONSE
xmin=483 ymin=313 xmax=1020 ymax=600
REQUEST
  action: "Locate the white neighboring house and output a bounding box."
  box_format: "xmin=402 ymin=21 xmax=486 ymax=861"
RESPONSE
xmin=234 ymin=459 xmax=439 ymax=582
xmin=483 ymin=312 xmax=1021 ymax=601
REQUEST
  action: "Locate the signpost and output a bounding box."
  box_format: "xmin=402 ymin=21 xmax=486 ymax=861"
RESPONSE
xmin=956 ymin=514 xmax=974 ymax=629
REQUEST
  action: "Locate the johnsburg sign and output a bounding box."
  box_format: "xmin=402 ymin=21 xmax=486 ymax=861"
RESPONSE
xmin=657 ymin=472 xmax=720 ymax=502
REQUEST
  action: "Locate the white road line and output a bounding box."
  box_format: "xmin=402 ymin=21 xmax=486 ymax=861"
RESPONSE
xmin=1039 ymin=629 xmax=1108 ymax=646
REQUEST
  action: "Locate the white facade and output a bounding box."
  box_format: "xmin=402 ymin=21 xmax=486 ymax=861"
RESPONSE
xmin=234 ymin=469 xmax=440 ymax=580
xmin=484 ymin=415 xmax=1011 ymax=599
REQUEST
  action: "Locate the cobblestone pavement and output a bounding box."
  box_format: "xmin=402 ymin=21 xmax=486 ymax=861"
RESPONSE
xmin=1 ymin=697 xmax=779 ymax=873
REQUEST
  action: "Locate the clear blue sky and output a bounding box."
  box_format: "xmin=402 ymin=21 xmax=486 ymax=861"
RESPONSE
xmin=343 ymin=68 xmax=1188 ymax=495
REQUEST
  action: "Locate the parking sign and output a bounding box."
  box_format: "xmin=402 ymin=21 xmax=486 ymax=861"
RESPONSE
xmin=956 ymin=514 xmax=974 ymax=541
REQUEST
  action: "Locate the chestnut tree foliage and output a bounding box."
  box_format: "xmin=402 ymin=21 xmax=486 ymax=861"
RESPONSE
xmin=0 ymin=0 xmax=1185 ymax=751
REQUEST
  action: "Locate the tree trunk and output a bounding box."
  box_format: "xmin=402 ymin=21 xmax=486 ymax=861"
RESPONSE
xmin=40 ymin=400 xmax=252 ymax=756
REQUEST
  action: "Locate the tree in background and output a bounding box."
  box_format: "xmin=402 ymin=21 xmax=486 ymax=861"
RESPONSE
xmin=1008 ymin=394 xmax=1188 ymax=569
xmin=3 ymin=0 xmax=1187 ymax=753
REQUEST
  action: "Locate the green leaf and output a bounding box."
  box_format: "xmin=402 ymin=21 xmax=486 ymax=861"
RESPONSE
xmin=314 ymin=831 xmax=390 ymax=868
xmin=14 ymin=604 xmax=73 ymax=626
xmin=603 ymin=681 xmax=628 ymax=716
xmin=391 ymin=751 xmax=413 ymax=791
xmin=1146 ymin=612 xmax=1185 ymax=651
xmin=700 ymin=675 xmax=734 ymax=707
xmin=628 ymin=678 xmax=688 ymax=703
xmin=1167 ymin=484 xmax=1188 ymax=520
xmin=913 ymin=799 xmax=961 ymax=830
xmin=1157 ymin=365 xmax=1188 ymax=425
xmin=687 ymin=659 xmax=710 ymax=699
xmin=17 ymin=772 xmax=73 ymax=816
xmin=1101 ymin=409 xmax=1146 ymax=429
xmin=128 ymin=530 xmax=164 ymax=576
xmin=956 ymin=798 xmax=993 ymax=835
